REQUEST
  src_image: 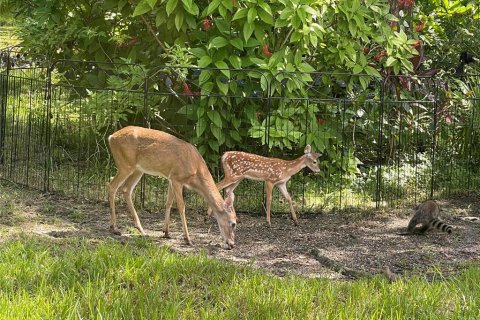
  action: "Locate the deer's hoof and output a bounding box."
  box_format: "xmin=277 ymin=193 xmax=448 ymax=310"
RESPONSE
xmin=109 ymin=226 xmax=122 ymax=236
xmin=163 ymin=232 xmax=171 ymax=239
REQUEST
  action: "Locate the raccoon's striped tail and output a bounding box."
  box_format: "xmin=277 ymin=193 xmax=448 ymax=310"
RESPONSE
xmin=429 ymin=219 xmax=453 ymax=234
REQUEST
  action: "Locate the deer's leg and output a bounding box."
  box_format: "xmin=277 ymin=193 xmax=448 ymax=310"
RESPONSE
xmin=277 ymin=182 xmax=298 ymax=225
xmin=170 ymin=181 xmax=192 ymax=245
xmin=265 ymin=181 xmax=274 ymax=227
xmin=121 ymin=170 xmax=146 ymax=235
xmin=108 ymin=168 xmax=135 ymax=235
xmin=224 ymin=181 xmax=240 ymax=221
xmin=163 ymin=181 xmax=175 ymax=238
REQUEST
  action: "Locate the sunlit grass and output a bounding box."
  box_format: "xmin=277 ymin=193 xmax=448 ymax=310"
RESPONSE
xmin=0 ymin=236 xmax=478 ymax=319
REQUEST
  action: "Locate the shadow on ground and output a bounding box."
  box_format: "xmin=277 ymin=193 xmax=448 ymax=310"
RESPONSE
xmin=1 ymin=182 xmax=479 ymax=279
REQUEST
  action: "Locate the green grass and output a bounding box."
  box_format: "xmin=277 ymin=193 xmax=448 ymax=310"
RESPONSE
xmin=0 ymin=236 xmax=479 ymax=319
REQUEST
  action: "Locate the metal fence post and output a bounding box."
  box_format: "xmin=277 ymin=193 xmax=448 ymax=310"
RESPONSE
xmin=0 ymin=55 xmax=11 ymax=165
xmin=140 ymin=68 xmax=149 ymax=209
xmin=430 ymin=87 xmax=438 ymax=199
xmin=44 ymin=64 xmax=53 ymax=192
xmin=258 ymin=73 xmax=273 ymax=214
xmin=376 ymin=79 xmax=385 ymax=208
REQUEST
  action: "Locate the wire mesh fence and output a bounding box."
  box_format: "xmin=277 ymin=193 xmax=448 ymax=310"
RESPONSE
xmin=1 ymin=48 xmax=479 ymax=216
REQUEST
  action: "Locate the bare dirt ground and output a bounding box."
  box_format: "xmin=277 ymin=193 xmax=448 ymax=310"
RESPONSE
xmin=1 ymin=181 xmax=479 ymax=279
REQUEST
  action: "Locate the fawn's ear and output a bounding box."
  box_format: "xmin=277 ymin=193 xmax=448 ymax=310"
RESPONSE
xmin=224 ymin=192 xmax=235 ymax=210
xmin=311 ymin=152 xmax=322 ymax=159
xmin=304 ymin=144 xmax=312 ymax=154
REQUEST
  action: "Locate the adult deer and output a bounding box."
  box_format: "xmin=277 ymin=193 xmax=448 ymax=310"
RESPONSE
xmin=209 ymin=145 xmax=321 ymax=226
xmin=108 ymin=126 xmax=236 ymax=249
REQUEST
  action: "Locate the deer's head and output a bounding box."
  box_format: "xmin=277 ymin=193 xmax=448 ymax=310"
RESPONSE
xmin=213 ymin=192 xmax=236 ymax=249
xmin=304 ymin=145 xmax=321 ymax=173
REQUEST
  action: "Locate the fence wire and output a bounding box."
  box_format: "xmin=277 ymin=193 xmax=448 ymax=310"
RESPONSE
xmin=1 ymin=49 xmax=480 ymax=216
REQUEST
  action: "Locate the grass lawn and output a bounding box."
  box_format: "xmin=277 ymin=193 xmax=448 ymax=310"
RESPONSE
xmin=0 ymin=235 xmax=478 ymax=319
xmin=0 ymin=179 xmax=480 ymax=319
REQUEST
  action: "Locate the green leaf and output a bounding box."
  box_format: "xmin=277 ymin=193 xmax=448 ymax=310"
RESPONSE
xmin=206 ymin=0 xmax=222 ymax=15
xmin=294 ymin=51 xmax=302 ymax=66
xmin=199 ymin=69 xmax=213 ymax=85
xmin=209 ymin=36 xmax=229 ymax=49
xmin=156 ymin=11 xmax=167 ymax=26
xmin=216 ymin=77 xmax=229 ymax=95
xmin=201 ymin=82 xmax=214 ymax=96
xmin=182 ymin=0 xmax=199 ymax=15
xmin=400 ymin=57 xmax=413 ymax=72
xmin=232 ymin=8 xmax=248 ymax=20
xmin=181 ymin=0 xmax=192 ymax=10
xmin=132 ymin=0 xmax=152 ymax=16
xmin=364 ymin=66 xmax=381 ymax=78
xmin=215 ymin=19 xmax=230 ymax=34
xmin=175 ymin=11 xmax=184 ymax=31
xmin=196 ymin=116 xmax=207 ymax=137
xmin=359 ymin=76 xmax=369 ymax=90
xmin=249 ymin=57 xmax=265 ymax=65
xmin=177 ymin=104 xmax=195 ymax=118
xmin=208 ymin=139 xmax=220 ymax=152
xmin=232 ymin=118 xmax=241 ymax=130
xmin=393 ymin=63 xmax=400 ymax=75
xmin=230 ymin=38 xmax=244 ymax=50
xmin=229 ymin=130 xmax=241 ymax=142
xmin=166 ymin=0 xmax=178 ymax=16
xmin=229 ymin=55 xmax=242 ymax=69
xmin=191 ymin=48 xmax=207 ymax=58
xmin=258 ymin=2 xmax=272 ymax=15
xmin=207 ymin=110 xmax=223 ymax=128
xmin=385 ymin=56 xmax=396 ymax=67
xmin=352 ymin=64 xmax=363 ymax=74
xmin=250 ymin=127 xmax=265 ymax=138
xmin=298 ymin=62 xmax=315 ymax=72
xmin=309 ymin=33 xmax=318 ymax=48
xmin=214 ymin=60 xmax=230 ymax=78
xmin=197 ymin=105 xmax=206 ymax=118
xmin=244 ymin=38 xmax=261 ymax=47
xmin=210 ymin=125 xmax=223 ymax=142
xmin=198 ymin=55 xmax=212 ymax=68
xmin=258 ymin=8 xmax=273 ymax=25
xmin=219 ymin=4 xmax=227 ymax=18
xmin=222 ymin=0 xmax=233 ymax=11
xmin=247 ymin=8 xmax=257 ymax=24
xmin=243 ymin=23 xmax=254 ymax=43
xmin=274 ymin=19 xmax=289 ymax=28
xmin=185 ymin=14 xmax=197 ymax=28
xmin=358 ymin=53 xmax=367 ymax=67
xmin=279 ymin=7 xmax=293 ymax=20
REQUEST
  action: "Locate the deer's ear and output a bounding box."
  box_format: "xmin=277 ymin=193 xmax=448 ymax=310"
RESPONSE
xmin=312 ymin=152 xmax=322 ymax=159
xmin=304 ymin=144 xmax=312 ymax=154
xmin=224 ymin=192 xmax=235 ymax=209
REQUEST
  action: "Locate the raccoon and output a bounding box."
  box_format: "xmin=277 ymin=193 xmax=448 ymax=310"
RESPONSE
xmin=406 ymin=200 xmax=453 ymax=234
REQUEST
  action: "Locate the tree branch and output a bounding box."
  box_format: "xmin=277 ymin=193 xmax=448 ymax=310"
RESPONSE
xmin=139 ymin=14 xmax=168 ymax=53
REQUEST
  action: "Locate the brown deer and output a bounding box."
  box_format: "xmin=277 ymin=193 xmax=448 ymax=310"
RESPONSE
xmin=209 ymin=145 xmax=321 ymax=226
xmin=108 ymin=126 xmax=236 ymax=249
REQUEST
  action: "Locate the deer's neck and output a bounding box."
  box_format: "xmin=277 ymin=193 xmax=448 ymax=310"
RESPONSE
xmin=283 ymin=156 xmax=307 ymax=178
xmin=190 ymin=169 xmax=225 ymax=213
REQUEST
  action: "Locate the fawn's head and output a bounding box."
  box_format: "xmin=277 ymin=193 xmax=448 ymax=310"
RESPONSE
xmin=303 ymin=145 xmax=321 ymax=173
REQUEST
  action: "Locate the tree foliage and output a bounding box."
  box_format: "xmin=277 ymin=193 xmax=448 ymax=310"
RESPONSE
xmin=2 ymin=0 xmax=478 ymax=176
